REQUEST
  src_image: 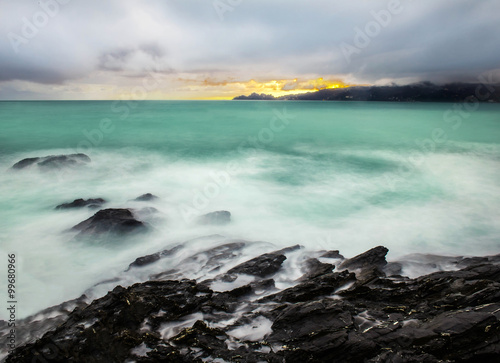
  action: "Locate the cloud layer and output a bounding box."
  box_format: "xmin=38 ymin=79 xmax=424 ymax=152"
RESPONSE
xmin=1 ymin=0 xmax=499 ymax=99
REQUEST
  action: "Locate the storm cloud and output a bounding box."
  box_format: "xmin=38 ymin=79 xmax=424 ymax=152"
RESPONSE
xmin=0 ymin=0 xmax=499 ymax=99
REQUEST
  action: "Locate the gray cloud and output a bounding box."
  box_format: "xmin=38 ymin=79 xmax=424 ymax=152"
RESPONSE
xmin=0 ymin=0 xmax=499 ymax=98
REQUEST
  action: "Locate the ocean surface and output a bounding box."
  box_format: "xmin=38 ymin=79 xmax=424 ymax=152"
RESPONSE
xmin=1 ymin=100 xmax=500 ymax=319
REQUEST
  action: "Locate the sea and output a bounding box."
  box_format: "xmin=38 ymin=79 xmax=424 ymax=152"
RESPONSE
xmin=1 ymin=100 xmax=499 ymax=319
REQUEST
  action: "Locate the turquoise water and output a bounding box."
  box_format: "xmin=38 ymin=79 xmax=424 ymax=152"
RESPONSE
xmin=1 ymin=100 xmax=499 ymax=318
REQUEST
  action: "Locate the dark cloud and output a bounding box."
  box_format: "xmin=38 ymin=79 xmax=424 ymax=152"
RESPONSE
xmin=98 ymin=49 xmax=136 ymax=72
xmin=0 ymin=63 xmax=68 ymax=84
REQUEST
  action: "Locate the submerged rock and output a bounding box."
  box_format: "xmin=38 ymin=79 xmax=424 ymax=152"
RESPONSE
xmin=12 ymin=153 xmax=90 ymax=170
xmin=55 ymin=198 xmax=106 ymax=210
xmin=71 ymin=208 xmax=146 ymax=236
xmin=127 ymin=245 xmax=183 ymax=270
xmin=133 ymin=193 xmax=158 ymax=202
xmin=198 ymin=210 xmax=231 ymax=225
xmin=151 ymin=241 xmax=248 ymax=281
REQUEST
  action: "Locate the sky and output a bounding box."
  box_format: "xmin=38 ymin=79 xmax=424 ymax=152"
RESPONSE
xmin=0 ymin=0 xmax=499 ymax=100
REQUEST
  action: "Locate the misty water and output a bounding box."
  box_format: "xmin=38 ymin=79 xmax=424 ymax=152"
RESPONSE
xmin=1 ymin=100 xmax=499 ymax=319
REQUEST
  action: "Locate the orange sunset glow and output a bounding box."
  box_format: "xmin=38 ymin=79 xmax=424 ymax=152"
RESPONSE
xmin=186 ymin=77 xmax=351 ymax=100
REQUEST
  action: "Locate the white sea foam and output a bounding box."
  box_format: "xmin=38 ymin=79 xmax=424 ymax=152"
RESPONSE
xmin=0 ymin=138 xmax=499 ymax=319
xmin=227 ymin=316 xmax=273 ymax=341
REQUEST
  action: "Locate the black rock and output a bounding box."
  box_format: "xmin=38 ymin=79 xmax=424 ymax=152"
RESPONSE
xmin=71 ymin=208 xmax=146 ymax=236
xmin=6 ymin=280 xmax=208 ymax=363
xmin=223 ymin=253 xmax=285 ymax=281
xmin=339 ymin=245 xmax=389 ymax=271
xmin=198 ymin=210 xmax=231 ymax=225
xmin=150 ymin=241 xmax=248 ymax=281
xmin=11 ymin=157 xmax=41 ymax=169
xmin=127 ymin=245 xmax=183 ymax=270
xmin=300 ymin=258 xmax=335 ymax=280
xmin=6 ymin=245 xmax=500 ymax=363
xmin=0 ymin=295 xmax=87 ymax=360
xmin=320 ymin=250 xmax=344 ymax=259
xmin=267 ymin=299 xmax=358 ymax=352
xmin=216 ymin=245 xmax=301 ymax=284
xmin=133 ymin=193 xmax=158 ymax=202
xmin=55 ymin=198 xmax=106 ymax=210
xmin=384 ymin=261 xmax=403 ymax=276
xmin=12 ymin=153 xmax=90 ymax=170
xmin=263 ymin=270 xmax=356 ymax=303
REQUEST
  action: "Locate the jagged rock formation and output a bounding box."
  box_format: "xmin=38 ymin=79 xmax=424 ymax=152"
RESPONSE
xmin=55 ymin=198 xmax=106 ymax=210
xmin=5 ymin=243 xmax=500 ymax=362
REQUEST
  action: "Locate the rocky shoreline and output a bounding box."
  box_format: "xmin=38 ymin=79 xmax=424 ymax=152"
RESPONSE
xmin=3 ymin=241 xmax=500 ymax=362
xmin=3 ymin=154 xmax=500 ymax=362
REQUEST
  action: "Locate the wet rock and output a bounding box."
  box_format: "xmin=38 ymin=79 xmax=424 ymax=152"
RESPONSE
xmin=55 ymin=198 xmax=106 ymax=210
xmin=320 ymin=249 xmax=344 ymax=259
xmin=221 ymin=245 xmax=300 ymax=281
xmin=0 ymin=295 xmax=87 ymax=360
xmin=6 ymin=280 xmax=207 ymax=363
xmin=149 ymin=241 xmax=247 ymax=281
xmin=223 ymin=252 xmax=286 ymax=281
xmin=268 ymin=298 xmax=355 ymax=343
xmin=384 ymin=261 xmax=403 ymax=276
xmin=339 ymin=245 xmax=389 ymax=271
xmin=263 ymin=270 xmax=356 ymax=303
xmin=300 ymin=258 xmax=335 ymax=280
xmin=71 ymin=208 xmax=147 ymax=236
xmin=6 ymin=245 xmax=500 ymax=363
xmin=198 ymin=210 xmax=231 ymax=225
xmin=182 ymin=242 xmax=247 ymax=271
xmin=133 ymin=193 xmax=158 ymax=202
xmin=12 ymin=153 xmax=90 ymax=170
xmin=127 ymin=245 xmax=183 ymax=270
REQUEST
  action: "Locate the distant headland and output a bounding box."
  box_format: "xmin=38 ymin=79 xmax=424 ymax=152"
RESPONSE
xmin=234 ymin=82 xmax=500 ymax=102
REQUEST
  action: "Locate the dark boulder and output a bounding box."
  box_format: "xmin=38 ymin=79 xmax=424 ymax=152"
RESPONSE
xmin=55 ymin=198 xmax=106 ymax=210
xmin=219 ymin=245 xmax=301 ymax=282
xmin=71 ymin=208 xmax=146 ymax=236
xmin=133 ymin=193 xmax=158 ymax=202
xmin=339 ymin=245 xmax=389 ymax=271
xmin=198 ymin=210 xmax=231 ymax=225
xmin=223 ymin=253 xmax=285 ymax=281
xmin=11 ymin=157 xmax=40 ymax=169
xmin=299 ymin=258 xmax=335 ymax=280
xmin=12 ymin=153 xmax=90 ymax=170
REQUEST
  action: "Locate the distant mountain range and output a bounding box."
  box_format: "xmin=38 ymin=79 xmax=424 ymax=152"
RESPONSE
xmin=233 ymin=82 xmax=500 ymax=102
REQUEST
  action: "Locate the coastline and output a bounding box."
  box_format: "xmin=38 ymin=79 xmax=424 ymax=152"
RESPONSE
xmin=2 ymin=239 xmax=499 ymax=362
